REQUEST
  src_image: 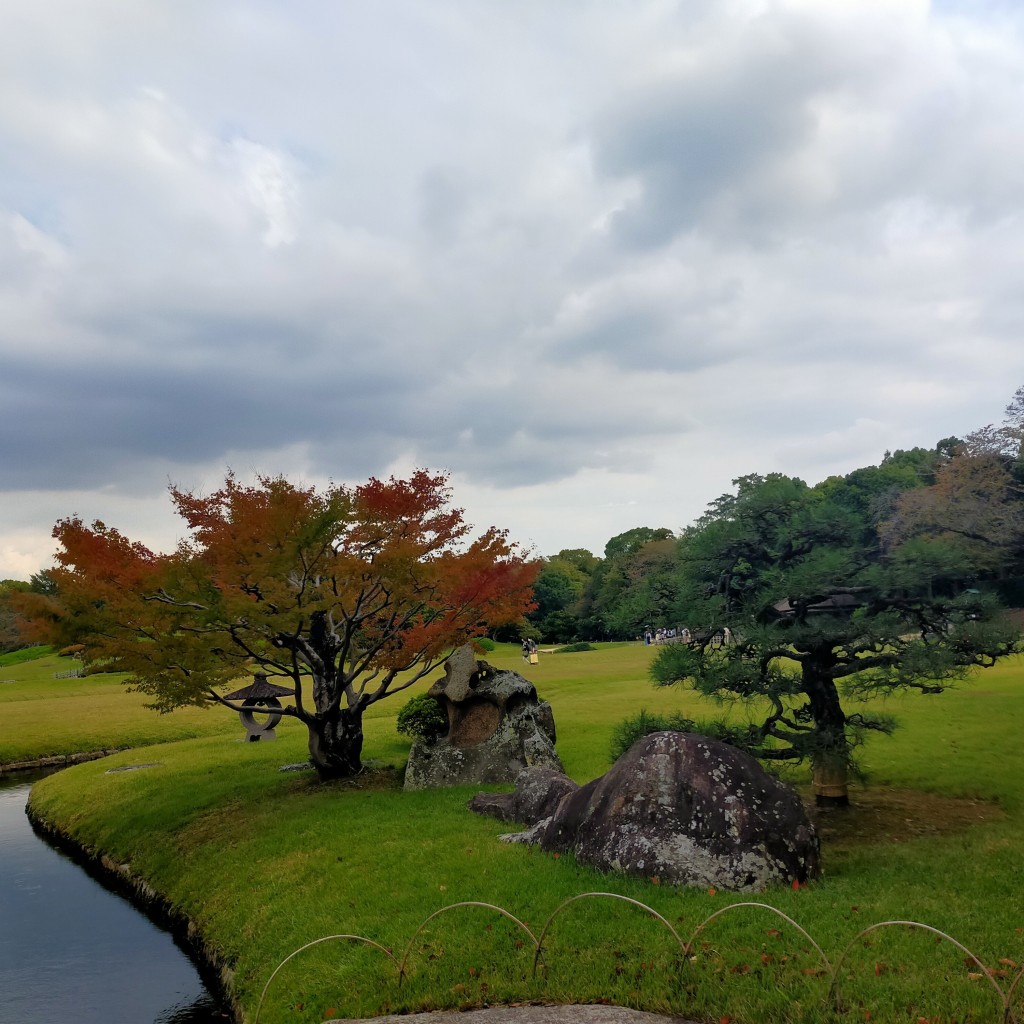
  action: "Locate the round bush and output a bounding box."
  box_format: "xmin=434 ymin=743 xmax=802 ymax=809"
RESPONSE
xmin=610 ymin=710 xmax=697 ymax=762
xmin=610 ymin=710 xmax=767 ymax=764
xmin=396 ymin=693 xmax=448 ymax=743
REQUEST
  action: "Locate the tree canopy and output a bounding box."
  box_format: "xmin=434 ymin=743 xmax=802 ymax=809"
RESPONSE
xmin=524 ymin=530 xmax=681 ymax=644
xmin=21 ymin=471 xmax=537 ymax=778
xmin=0 ymin=572 xmax=56 ymax=653
xmin=651 ymin=465 xmax=1020 ymax=805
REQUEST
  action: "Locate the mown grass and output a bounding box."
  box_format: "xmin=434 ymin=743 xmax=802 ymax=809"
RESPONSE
xmin=0 ymin=644 xmax=59 ymax=668
xmin=0 ymin=648 xmax=243 ymax=765
xmin=23 ymin=644 xmax=1024 ymax=1024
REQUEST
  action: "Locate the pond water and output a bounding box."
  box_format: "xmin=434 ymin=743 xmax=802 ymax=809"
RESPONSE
xmin=0 ymin=770 xmax=233 ymax=1024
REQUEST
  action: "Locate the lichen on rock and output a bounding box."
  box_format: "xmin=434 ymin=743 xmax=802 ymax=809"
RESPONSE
xmin=470 ymin=731 xmax=821 ymax=892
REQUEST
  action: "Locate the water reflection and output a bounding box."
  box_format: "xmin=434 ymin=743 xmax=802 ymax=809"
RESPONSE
xmin=0 ymin=770 xmax=231 ymax=1024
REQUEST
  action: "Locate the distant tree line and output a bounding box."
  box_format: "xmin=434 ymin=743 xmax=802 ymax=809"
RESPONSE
xmin=0 ymin=571 xmax=56 ymax=653
xmin=523 ymin=389 xmax=1024 ymax=648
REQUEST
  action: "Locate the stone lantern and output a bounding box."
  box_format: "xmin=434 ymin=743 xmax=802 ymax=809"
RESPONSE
xmin=222 ymin=674 xmax=295 ymax=742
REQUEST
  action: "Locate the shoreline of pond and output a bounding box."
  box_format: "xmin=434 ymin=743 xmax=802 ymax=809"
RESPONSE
xmin=21 ymin=769 xmax=241 ymax=1023
xmin=0 ymin=747 xmax=125 ymax=774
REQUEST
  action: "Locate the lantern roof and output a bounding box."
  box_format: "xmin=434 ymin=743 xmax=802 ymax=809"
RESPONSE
xmin=222 ymin=673 xmax=295 ymax=701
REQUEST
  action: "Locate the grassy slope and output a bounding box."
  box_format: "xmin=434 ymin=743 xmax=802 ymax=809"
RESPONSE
xmin=0 ymin=650 xmax=242 ymax=764
xmin=25 ymin=644 xmax=1024 ymax=1024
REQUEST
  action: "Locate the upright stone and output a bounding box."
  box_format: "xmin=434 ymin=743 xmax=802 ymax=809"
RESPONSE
xmin=403 ymin=645 xmax=563 ymax=789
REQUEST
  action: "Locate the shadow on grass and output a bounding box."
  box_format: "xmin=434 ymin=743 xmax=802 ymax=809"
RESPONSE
xmin=806 ymin=786 xmax=1006 ymax=850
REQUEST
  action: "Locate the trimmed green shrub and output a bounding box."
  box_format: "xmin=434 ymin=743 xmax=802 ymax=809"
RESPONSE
xmin=475 ymin=637 xmax=496 ymax=652
xmin=396 ymin=693 xmax=448 ymax=743
xmin=553 ymin=641 xmax=596 ymax=653
xmin=610 ymin=710 xmax=697 ymax=762
xmin=610 ymin=709 xmax=766 ymax=764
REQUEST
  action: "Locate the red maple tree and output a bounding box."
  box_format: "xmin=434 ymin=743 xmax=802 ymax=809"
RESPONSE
xmin=23 ymin=471 xmax=537 ymax=777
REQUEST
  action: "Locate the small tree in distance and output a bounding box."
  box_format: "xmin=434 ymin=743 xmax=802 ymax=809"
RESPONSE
xmin=22 ymin=471 xmax=537 ymax=779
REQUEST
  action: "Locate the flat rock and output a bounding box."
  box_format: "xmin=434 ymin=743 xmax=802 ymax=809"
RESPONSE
xmin=468 ymin=767 xmax=578 ymax=823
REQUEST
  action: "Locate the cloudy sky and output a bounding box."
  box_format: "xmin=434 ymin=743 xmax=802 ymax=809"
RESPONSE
xmin=3 ymin=0 xmax=1024 ymax=578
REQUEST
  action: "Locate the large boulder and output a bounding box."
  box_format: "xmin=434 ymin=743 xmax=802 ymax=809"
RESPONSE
xmin=404 ymin=645 xmax=563 ymax=789
xmin=471 ymin=731 xmax=820 ymax=892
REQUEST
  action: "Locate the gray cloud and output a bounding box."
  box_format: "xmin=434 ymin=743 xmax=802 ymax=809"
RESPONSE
xmin=3 ymin=1 xmax=1024 ymax=576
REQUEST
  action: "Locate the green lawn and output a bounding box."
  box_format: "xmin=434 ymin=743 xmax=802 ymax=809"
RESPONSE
xmin=0 ymin=648 xmax=243 ymax=765
xmin=23 ymin=644 xmax=1024 ymax=1024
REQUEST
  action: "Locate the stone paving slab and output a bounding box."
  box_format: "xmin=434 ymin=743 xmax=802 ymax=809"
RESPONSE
xmin=337 ymin=1005 xmax=697 ymax=1024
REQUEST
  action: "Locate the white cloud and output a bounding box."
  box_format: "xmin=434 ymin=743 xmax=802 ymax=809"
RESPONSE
xmin=3 ymin=1 xmax=1024 ymax=575
xmin=232 ymin=139 xmax=299 ymax=247
xmin=10 ymin=213 xmax=68 ymax=270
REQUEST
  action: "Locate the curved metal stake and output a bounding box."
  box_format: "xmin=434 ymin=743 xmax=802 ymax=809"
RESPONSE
xmin=253 ymin=934 xmax=398 ymax=1024
xmin=399 ymin=901 xmax=541 ymax=985
xmin=684 ymin=902 xmax=832 ymax=972
xmin=1004 ymin=963 xmax=1024 ymax=1023
xmin=532 ymin=891 xmax=686 ymax=978
xmin=828 ymin=920 xmax=1007 ymax=1019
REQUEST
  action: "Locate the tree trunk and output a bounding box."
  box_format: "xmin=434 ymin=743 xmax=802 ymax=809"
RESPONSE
xmin=811 ymin=752 xmax=849 ymax=808
xmin=804 ymin=655 xmax=850 ymax=808
xmin=306 ymin=706 xmax=364 ymax=779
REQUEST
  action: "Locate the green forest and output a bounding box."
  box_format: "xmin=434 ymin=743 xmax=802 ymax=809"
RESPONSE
xmin=525 ymin=388 xmax=1024 ymax=646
